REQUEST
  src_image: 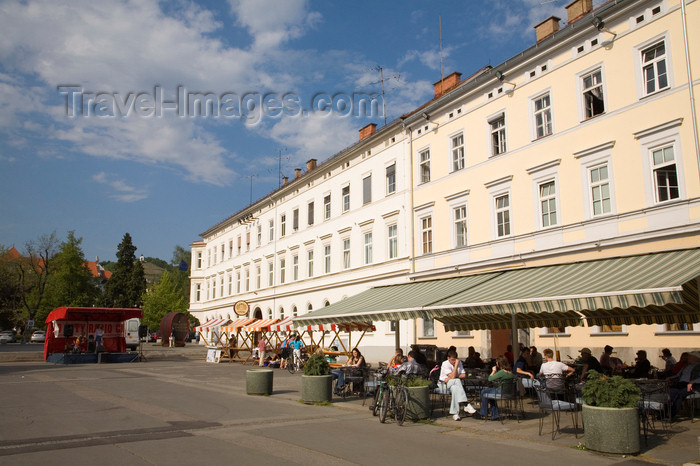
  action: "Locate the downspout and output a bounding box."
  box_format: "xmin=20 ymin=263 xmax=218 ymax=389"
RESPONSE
xmin=681 ymin=0 xmax=700 ymax=182
xmin=407 ymin=123 xmax=417 ymax=348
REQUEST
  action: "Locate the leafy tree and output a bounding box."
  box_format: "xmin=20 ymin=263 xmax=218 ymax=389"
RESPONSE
xmin=141 ymin=270 xmax=188 ymax=330
xmin=39 ymin=231 xmax=101 ymax=324
xmin=103 ymin=233 xmax=146 ymax=308
xmin=15 ymin=232 xmax=59 ymax=341
xmin=0 ymin=245 xmax=23 ymax=330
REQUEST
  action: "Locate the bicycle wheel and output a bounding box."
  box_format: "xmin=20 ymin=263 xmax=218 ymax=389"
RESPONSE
xmin=395 ymin=387 xmax=408 ymax=426
xmin=379 ymin=387 xmax=391 ymax=423
xmin=371 ymin=386 xmax=382 ymax=416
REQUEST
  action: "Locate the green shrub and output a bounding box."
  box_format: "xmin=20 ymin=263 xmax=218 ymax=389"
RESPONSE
xmin=581 ymin=370 xmax=640 ymax=408
xmin=303 ymin=352 xmax=330 ymax=376
xmin=405 ymin=376 xmax=432 ymax=387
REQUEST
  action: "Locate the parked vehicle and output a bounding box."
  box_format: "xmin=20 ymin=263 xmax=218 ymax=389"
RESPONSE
xmin=30 ymin=330 xmax=46 ymax=343
xmin=124 ymin=318 xmax=140 ymax=351
xmin=0 ymin=330 xmax=14 ymax=344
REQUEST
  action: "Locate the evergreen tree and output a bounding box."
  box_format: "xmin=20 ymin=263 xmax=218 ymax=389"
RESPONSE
xmin=104 ymin=233 xmax=146 ymax=308
xmin=141 ymin=270 xmax=188 ymax=330
xmin=40 ymin=231 xmax=100 ymax=323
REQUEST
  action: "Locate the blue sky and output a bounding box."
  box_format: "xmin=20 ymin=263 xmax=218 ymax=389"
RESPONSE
xmin=0 ymin=0 xmax=578 ymax=263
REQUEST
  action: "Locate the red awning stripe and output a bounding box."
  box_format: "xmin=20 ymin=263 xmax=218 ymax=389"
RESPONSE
xmin=242 ymin=318 xmax=280 ymax=332
xmin=194 ymin=318 xmax=229 ymax=332
xmin=221 ymin=317 xmax=257 ymax=333
xmin=270 ymin=316 xmax=296 ymax=332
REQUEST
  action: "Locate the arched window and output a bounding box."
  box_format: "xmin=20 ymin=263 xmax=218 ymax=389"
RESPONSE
xmin=279 ymin=307 xmax=285 ymax=319
xmin=292 ymin=306 xmax=298 ymax=317
xmin=324 ymin=300 xmax=330 ymax=307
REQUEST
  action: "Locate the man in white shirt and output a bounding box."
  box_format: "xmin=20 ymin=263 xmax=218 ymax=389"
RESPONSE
xmin=439 ymin=349 xmax=475 ymax=420
xmin=538 ymin=348 xmax=574 ymax=391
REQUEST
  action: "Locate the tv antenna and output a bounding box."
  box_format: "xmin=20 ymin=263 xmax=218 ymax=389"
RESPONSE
xmin=244 ymin=174 xmax=257 ymax=205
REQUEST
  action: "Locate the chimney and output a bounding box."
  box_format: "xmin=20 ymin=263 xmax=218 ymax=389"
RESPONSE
xmin=294 ymin=168 xmax=302 ymax=179
xmin=306 ymin=159 xmax=317 ymax=172
xmin=534 ymin=16 xmax=561 ymax=42
xmin=359 ymin=123 xmax=377 ymax=141
xmin=282 ymin=176 xmax=289 ymax=186
xmin=565 ymin=0 xmax=592 ymax=23
xmin=433 ymin=72 xmax=462 ymax=98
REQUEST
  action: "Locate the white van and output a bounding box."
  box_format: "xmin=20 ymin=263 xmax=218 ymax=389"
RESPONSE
xmin=124 ymin=318 xmax=140 ymax=351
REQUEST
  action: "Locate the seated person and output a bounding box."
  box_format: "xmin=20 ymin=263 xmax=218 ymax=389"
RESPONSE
xmin=529 ymin=346 xmax=543 ymax=375
xmin=579 ymin=347 xmax=602 ymax=380
xmin=409 ymin=345 xmax=428 ymax=367
xmin=332 ymin=347 xmax=365 ymax=394
xmin=538 ymin=348 xmax=574 ymax=392
xmin=599 ymin=345 xmax=614 ymax=375
xmin=325 ymin=345 xmax=339 ymax=364
xmin=672 ymin=352 xmax=690 ymax=376
xmin=630 ymin=350 xmax=651 ymax=379
xmin=659 ymin=348 xmax=677 ymax=378
xmin=473 ymin=356 xmax=514 ymax=421
xmin=397 ymin=351 xmax=427 ymax=377
xmin=514 ymin=347 xmax=535 ymax=387
xmin=464 ymin=346 xmax=484 ymax=369
xmin=387 ymin=348 xmax=404 ymax=370
xmin=439 ymin=349 xmax=474 ymax=421
xmin=669 ymin=351 xmax=700 ymax=418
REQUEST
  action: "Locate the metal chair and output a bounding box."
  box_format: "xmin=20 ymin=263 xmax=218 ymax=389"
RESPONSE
xmin=482 ymin=377 xmax=521 ymax=423
xmin=637 ymin=380 xmax=671 ymax=444
xmin=428 ymin=366 xmax=450 ymax=415
xmin=535 ymin=383 xmax=579 ymax=439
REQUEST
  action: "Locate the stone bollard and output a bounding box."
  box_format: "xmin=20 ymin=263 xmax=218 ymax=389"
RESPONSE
xmin=246 ymin=369 xmax=273 ymax=395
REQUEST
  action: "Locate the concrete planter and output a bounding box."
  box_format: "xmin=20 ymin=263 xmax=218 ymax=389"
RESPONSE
xmin=246 ymin=369 xmax=273 ymax=395
xmin=406 ymin=386 xmax=431 ymax=420
xmin=301 ymin=374 xmax=332 ymax=402
xmin=582 ymin=405 xmax=640 ymax=454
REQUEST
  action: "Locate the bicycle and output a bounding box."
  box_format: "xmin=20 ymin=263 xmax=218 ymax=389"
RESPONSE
xmin=370 ymin=367 xmax=388 ymax=416
xmin=378 ymin=371 xmax=409 ymax=426
xmin=287 ymin=351 xmax=306 ymax=373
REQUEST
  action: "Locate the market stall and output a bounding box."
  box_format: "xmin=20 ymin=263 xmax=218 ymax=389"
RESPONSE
xmin=194 ymin=317 xmax=230 ymax=347
xmin=217 ymin=317 xmax=257 ymax=362
xmin=44 ymin=307 xmax=143 ymax=363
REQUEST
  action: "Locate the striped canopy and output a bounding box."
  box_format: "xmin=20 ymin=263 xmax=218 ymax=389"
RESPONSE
xmin=302 ymin=322 xmax=376 ymax=332
xmin=294 ymin=248 xmax=700 ymax=330
xmin=194 ymin=318 xmax=230 ymax=333
xmin=242 ymin=318 xmax=280 ymax=332
xmin=270 ymin=316 xmax=296 ymax=332
xmin=221 ymin=317 xmax=256 ymax=333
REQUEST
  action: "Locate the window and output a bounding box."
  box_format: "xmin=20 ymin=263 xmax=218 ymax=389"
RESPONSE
xmin=342 ymin=185 xmax=350 ymax=212
xmin=292 ymin=255 xmax=298 ymax=281
xmin=641 ymin=41 xmax=668 ymax=96
xmin=196 ymin=252 xmax=202 ymax=268
xmin=292 ymin=208 xmax=299 ymax=231
xmin=387 ymin=224 xmax=398 ymax=259
xmin=545 ymin=326 xmax=566 ymax=335
xmin=228 ymin=274 xmax=232 ymax=295
xmin=268 ymin=261 xmax=274 ymax=286
xmin=451 ymin=133 xmax=464 ymax=171
xmin=582 ymin=69 xmax=604 ymax=119
xmin=324 ymin=245 xmax=331 ymax=273
xmin=245 ymin=268 xmax=249 ymax=291
xmin=421 ymin=216 xmax=432 ymax=254
xmin=422 ymin=318 xmax=435 ymax=338
xmin=221 ymin=244 xmax=225 ymax=261
xmin=363 ymin=175 xmax=372 ymax=204
xmin=600 ymin=325 xmax=623 ymax=333
xmin=490 ymin=116 xmax=506 ymax=155
xmin=245 ymin=232 xmax=250 ymax=251
xmin=386 ymin=163 xmax=396 ymax=194
xmin=292 ymin=306 xmax=298 ymax=317
xmin=534 ymin=93 xmax=552 ymax=138
xmin=236 ymin=271 xmax=241 ymax=293
xmin=307 ymin=250 xmax=314 ymax=277
xmin=268 ymin=219 xmax=274 ymax=242
xmin=364 ymin=232 xmax=373 ymax=265
xmin=454 ymin=206 xmax=467 ymax=247
xmin=279 ymin=258 xmax=286 ymax=284
xmin=213 ymin=247 xmax=217 ymax=264
xmin=195 ymin=283 xmax=201 ymax=301
xmin=220 ymin=277 xmax=224 ymax=297
xmin=343 ymin=238 xmax=351 ymax=269
xmin=495 ymin=194 xmax=511 ymax=237
xmin=236 ymin=236 xmax=241 ymax=254
xmin=256 ymin=265 xmax=261 ymax=289
xmin=256 ymin=225 xmax=261 ymax=246
xmin=539 ymin=181 xmax=558 ymax=227
xmin=307 ymin=201 xmax=314 ymax=225
xmin=652 ymin=145 xmax=679 ymax=202
xmin=280 ymin=214 xmax=286 ymax=237
xmin=419 ymin=149 xmax=431 ymax=183
xmin=324 ymin=194 xmax=331 ymax=220
xmin=590 ymin=164 xmax=611 ymax=215
xmin=211 ymin=280 xmax=215 ymax=299
xmin=280 ymin=308 xmax=284 ymax=320
xmin=229 ymin=240 xmax=233 ymax=258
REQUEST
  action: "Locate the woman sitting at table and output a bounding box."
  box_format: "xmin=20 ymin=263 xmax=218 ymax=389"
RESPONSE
xmin=332 ymin=347 xmax=365 ymax=394
xmin=473 ymin=356 xmax=514 ymax=421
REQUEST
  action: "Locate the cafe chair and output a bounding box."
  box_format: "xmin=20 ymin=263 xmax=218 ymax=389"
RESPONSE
xmin=535 ymin=384 xmax=579 ymax=440
xmin=483 ymin=377 xmax=521 ymax=423
xmin=637 ymin=380 xmax=671 ymax=444
xmin=428 ymin=366 xmax=450 ymax=415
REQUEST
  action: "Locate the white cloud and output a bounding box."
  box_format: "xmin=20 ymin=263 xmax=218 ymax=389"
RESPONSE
xmin=228 ymin=0 xmax=321 ymax=52
xmin=92 ymin=171 xmax=148 ymax=202
xmin=398 ymin=48 xmax=449 ymax=71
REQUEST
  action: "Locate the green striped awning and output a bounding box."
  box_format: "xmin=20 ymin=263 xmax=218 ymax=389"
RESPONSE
xmin=295 ymin=248 xmax=700 ymax=330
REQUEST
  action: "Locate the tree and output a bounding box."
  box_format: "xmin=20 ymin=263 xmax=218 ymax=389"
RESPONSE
xmin=15 ymin=232 xmax=59 ymax=341
xmin=141 ymin=270 xmax=188 ymax=330
xmin=0 ymin=245 xmax=23 ymax=330
xmin=40 ymin=231 xmax=101 ymax=323
xmin=103 ymin=233 xmax=146 ymax=308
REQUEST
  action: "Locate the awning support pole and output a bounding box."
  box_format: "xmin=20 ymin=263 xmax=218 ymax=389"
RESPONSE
xmin=394 ymin=320 xmax=400 ymax=350
xmin=511 ymin=314 xmax=518 ymax=358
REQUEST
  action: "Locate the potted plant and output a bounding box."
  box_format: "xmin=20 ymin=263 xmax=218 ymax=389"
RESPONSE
xmin=404 ymin=376 xmax=432 ymax=421
xmin=301 ymin=352 xmax=332 ymax=403
xmin=581 ymin=370 xmax=641 ymax=454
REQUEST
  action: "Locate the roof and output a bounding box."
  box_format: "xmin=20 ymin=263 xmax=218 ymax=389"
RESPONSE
xmin=45 ymin=307 xmax=143 ymax=323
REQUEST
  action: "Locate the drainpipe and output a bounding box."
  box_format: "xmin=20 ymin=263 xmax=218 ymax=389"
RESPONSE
xmin=681 ymin=0 xmax=700 ymax=182
xmin=406 ymin=123 xmax=417 ymax=348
